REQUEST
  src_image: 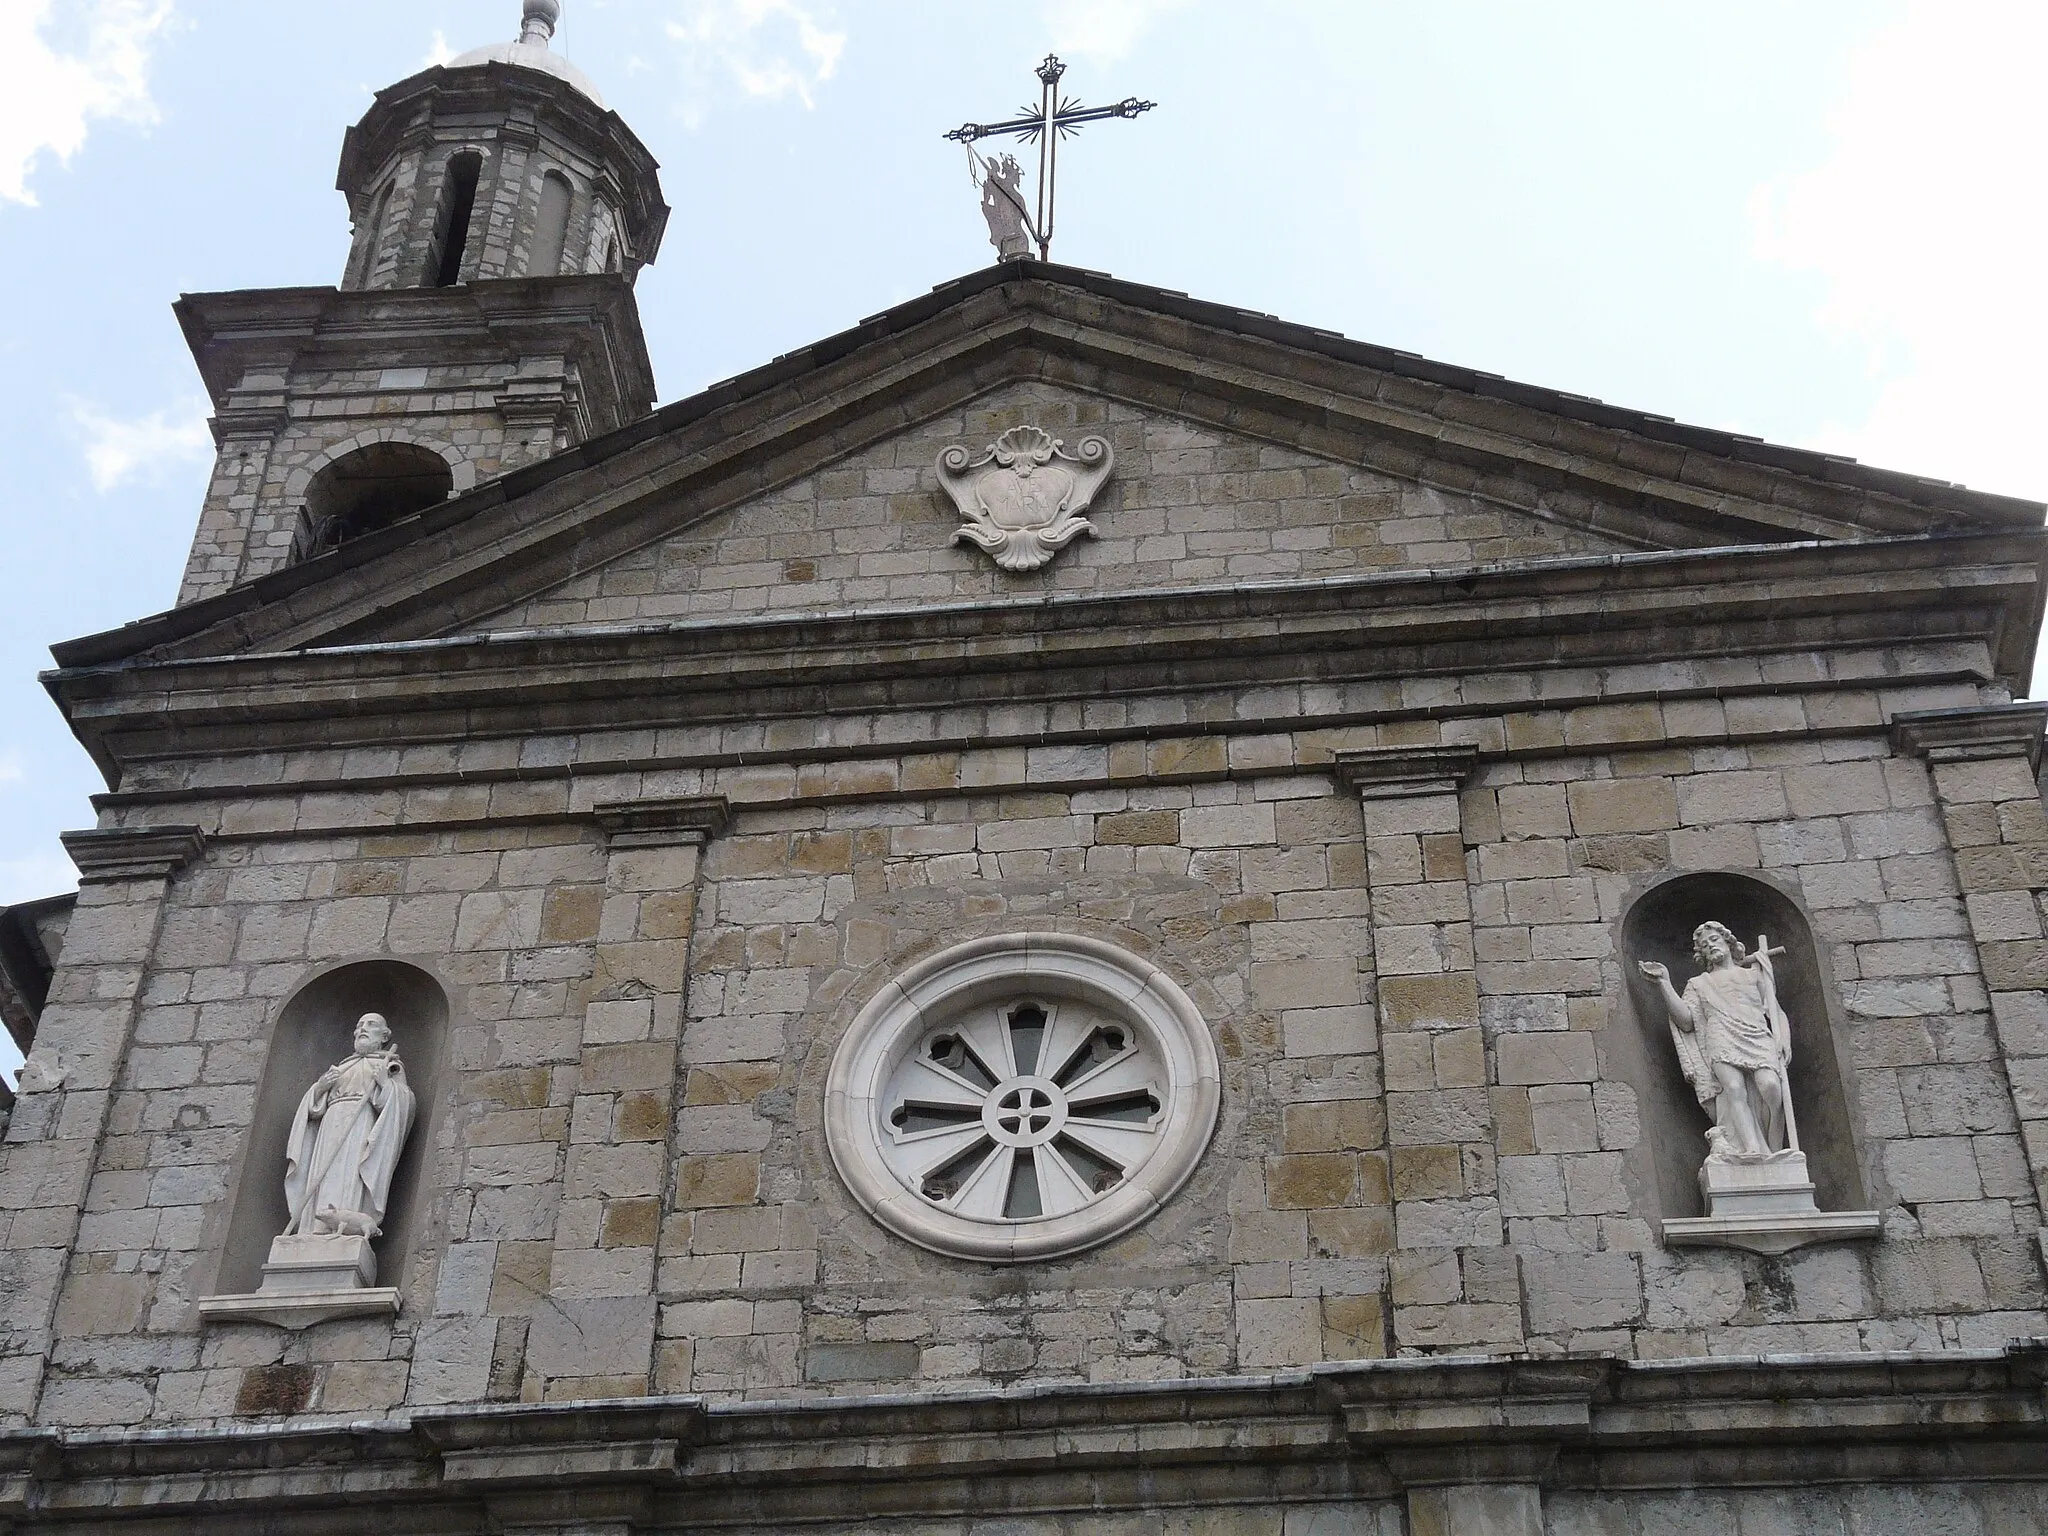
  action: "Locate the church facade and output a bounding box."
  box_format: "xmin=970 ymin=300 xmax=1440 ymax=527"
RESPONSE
xmin=4 ymin=6 xmax=2048 ymax=1532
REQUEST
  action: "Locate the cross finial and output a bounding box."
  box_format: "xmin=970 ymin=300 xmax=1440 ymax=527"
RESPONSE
xmin=520 ymin=0 xmax=560 ymax=46
xmin=946 ymin=55 xmax=1155 ymax=264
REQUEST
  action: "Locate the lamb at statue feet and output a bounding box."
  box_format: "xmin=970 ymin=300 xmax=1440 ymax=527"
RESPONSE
xmin=280 ymin=1011 xmax=416 ymax=1241
xmin=1639 ymin=922 xmax=1796 ymax=1163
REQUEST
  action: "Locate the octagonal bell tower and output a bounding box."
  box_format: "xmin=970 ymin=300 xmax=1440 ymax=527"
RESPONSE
xmin=174 ymin=0 xmax=669 ymax=606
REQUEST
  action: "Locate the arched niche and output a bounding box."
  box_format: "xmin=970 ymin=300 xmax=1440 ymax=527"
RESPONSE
xmin=288 ymin=441 xmax=454 ymax=562
xmin=216 ymin=961 xmax=447 ymax=1297
xmin=1616 ymin=871 xmax=1870 ymax=1222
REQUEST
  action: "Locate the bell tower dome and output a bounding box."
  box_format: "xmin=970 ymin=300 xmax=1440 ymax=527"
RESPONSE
xmin=336 ymin=0 xmax=666 ymax=291
xmin=172 ymin=1 xmax=667 ymax=606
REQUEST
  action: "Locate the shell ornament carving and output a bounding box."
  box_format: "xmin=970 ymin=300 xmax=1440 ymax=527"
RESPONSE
xmin=936 ymin=425 xmax=1114 ymax=572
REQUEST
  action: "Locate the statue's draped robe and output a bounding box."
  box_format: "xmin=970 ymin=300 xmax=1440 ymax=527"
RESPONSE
xmin=282 ymin=1048 xmax=416 ymax=1233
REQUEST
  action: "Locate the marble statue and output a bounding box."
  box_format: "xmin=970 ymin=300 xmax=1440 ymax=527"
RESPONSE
xmin=282 ymin=1012 xmax=416 ymax=1241
xmin=1639 ymin=922 xmax=1796 ymax=1162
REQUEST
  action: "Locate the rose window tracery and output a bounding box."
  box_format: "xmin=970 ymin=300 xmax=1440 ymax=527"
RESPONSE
xmin=883 ymin=1000 xmax=1163 ymax=1221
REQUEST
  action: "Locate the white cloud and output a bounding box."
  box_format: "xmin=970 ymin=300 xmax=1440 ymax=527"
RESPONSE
xmin=423 ymin=29 xmax=456 ymax=68
xmin=1041 ymin=0 xmax=1187 ymax=62
xmin=0 ymin=850 xmax=76 ymax=908
xmin=1751 ymin=2 xmax=2047 ymax=501
xmin=70 ymin=397 xmax=212 ymax=492
xmin=0 ymin=0 xmax=174 ymax=206
xmin=665 ymin=0 xmax=844 ymax=119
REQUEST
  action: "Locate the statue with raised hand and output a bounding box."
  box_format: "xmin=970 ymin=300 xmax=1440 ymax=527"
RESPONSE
xmin=1639 ymin=922 xmax=1796 ymax=1162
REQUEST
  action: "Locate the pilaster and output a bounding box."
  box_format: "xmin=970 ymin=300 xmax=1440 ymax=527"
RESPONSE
xmin=1334 ymin=747 xmax=1523 ymax=1354
xmin=1892 ymin=704 xmax=2048 ymax=1233
xmin=524 ymin=797 xmax=727 ymax=1400
xmin=0 ymin=826 xmax=202 ymax=1425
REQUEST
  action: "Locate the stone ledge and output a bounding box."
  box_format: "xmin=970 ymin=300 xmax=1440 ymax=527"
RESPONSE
xmin=1891 ymin=702 xmax=2048 ymax=769
xmin=1331 ymin=744 xmax=1482 ymax=798
xmin=195 ymin=1286 xmax=400 ymax=1330
xmin=58 ymin=826 xmax=204 ymax=883
xmin=1662 ymin=1208 xmax=1882 ymax=1256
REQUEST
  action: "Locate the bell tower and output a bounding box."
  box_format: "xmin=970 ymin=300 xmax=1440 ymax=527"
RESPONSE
xmin=174 ymin=0 xmax=668 ymax=605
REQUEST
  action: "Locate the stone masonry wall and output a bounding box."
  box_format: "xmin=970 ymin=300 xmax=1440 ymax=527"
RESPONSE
xmin=9 ymin=665 xmax=2046 ymax=1428
xmin=179 ymin=363 xmax=571 ymax=607
xmin=475 ymin=383 xmax=1632 ymax=632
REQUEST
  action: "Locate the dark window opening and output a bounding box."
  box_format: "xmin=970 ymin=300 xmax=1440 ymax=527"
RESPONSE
xmin=290 ymin=442 xmax=454 ymax=562
xmin=429 ymin=152 xmax=482 ymax=287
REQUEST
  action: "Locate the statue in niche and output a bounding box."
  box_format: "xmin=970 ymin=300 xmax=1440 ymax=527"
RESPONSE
xmin=1638 ymin=922 xmax=1798 ymax=1163
xmin=281 ymin=1012 xmax=416 ymax=1241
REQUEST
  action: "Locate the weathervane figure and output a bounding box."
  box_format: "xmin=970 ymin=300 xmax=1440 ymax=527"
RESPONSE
xmin=947 ymin=55 xmax=1155 ymax=264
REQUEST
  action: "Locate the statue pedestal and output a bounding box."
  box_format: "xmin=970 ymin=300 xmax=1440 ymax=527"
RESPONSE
xmin=198 ymin=1233 xmax=401 ymax=1330
xmin=262 ymin=1232 xmax=378 ymax=1291
xmin=1663 ymin=1150 xmax=1880 ymax=1256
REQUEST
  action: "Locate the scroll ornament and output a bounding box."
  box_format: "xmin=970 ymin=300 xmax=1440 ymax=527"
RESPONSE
xmin=937 ymin=425 xmax=1114 ymax=572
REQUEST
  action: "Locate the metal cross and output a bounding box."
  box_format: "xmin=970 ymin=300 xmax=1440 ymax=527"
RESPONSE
xmin=945 ymin=55 xmax=1155 ymax=263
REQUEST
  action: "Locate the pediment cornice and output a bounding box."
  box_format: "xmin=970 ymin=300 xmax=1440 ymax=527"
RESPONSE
xmin=57 ymin=268 xmax=2043 ymax=675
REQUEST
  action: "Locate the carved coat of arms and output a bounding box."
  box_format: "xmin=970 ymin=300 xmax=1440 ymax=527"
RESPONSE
xmin=936 ymin=425 xmax=1114 ymax=572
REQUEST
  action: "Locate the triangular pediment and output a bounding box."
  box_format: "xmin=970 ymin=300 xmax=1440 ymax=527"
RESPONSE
xmin=53 ymin=265 xmax=2044 ymax=670
xmin=462 ymin=379 xmax=1638 ymax=635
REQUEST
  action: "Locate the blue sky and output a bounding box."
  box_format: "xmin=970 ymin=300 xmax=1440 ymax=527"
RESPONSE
xmin=2 ymin=1 xmax=2044 ymax=1082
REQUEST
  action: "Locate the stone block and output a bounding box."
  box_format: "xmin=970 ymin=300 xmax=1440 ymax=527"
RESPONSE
xmin=1309 ymin=1207 xmax=1395 ymax=1258
xmin=1282 ymin=1099 xmax=1385 ymax=1153
xmin=1229 ymin=1209 xmax=1309 ymax=1262
xmin=1096 ymin=809 xmax=1180 ymax=845
xmin=1282 ymin=1005 xmax=1376 ymax=1058
xmin=1321 ymin=1294 xmax=1387 ymax=1360
xmin=675 ymin=1154 xmax=761 ymax=1207
xmin=1567 ymin=778 xmax=1679 ymax=834
xmin=1378 ymin=972 xmax=1480 ymax=1031
xmin=805 ymin=1341 xmax=919 ymax=1382
xmin=1252 ymin=959 xmax=1359 ymax=1010
xmin=1523 ymin=1250 xmax=1641 ymax=1333
xmin=1391 ymin=1145 xmax=1463 ymax=1200
xmin=1267 ymin=1154 xmax=1359 ymax=1209
xmin=53 ymin=1273 xmax=151 ymax=1336
xmin=1236 ymin=1296 xmax=1320 ymax=1368
xmin=1883 ymin=1137 xmax=1983 ymax=1202
xmin=1433 ymin=1028 xmax=1486 ymax=1088
xmin=1408 ymin=1485 xmax=1544 ymax=1536
xmin=1394 ymin=1196 xmax=1501 ymax=1248
xmin=526 ymin=1297 xmax=654 ymax=1381
xmin=1387 ymin=1088 xmax=1491 ymax=1145
xmin=1384 ymin=1033 xmax=1436 ymax=1092
xmin=1495 ymin=1032 xmax=1597 ymax=1085
xmin=1497 ymin=1155 xmax=1567 ymax=1217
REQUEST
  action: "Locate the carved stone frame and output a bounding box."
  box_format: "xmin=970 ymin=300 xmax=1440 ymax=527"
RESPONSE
xmin=825 ymin=932 xmax=1220 ymax=1263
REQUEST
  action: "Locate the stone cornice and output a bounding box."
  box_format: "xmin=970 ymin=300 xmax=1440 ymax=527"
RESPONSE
xmin=1331 ymin=744 xmax=1483 ymax=798
xmin=42 ymin=535 xmax=2039 ymax=787
xmin=58 ymin=826 xmax=204 ymax=884
xmin=0 ymin=1349 xmax=2041 ymax=1528
xmin=591 ymin=796 xmax=731 ymax=847
xmin=1890 ymin=702 xmax=2048 ymax=770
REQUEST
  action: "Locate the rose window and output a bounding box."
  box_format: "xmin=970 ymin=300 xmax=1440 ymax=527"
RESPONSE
xmin=826 ymin=933 xmax=1220 ymax=1262
xmin=887 ymin=1000 xmax=1161 ymax=1220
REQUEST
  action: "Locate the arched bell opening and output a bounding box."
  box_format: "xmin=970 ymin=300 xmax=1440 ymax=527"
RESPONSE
xmin=289 ymin=441 xmax=454 ymax=562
